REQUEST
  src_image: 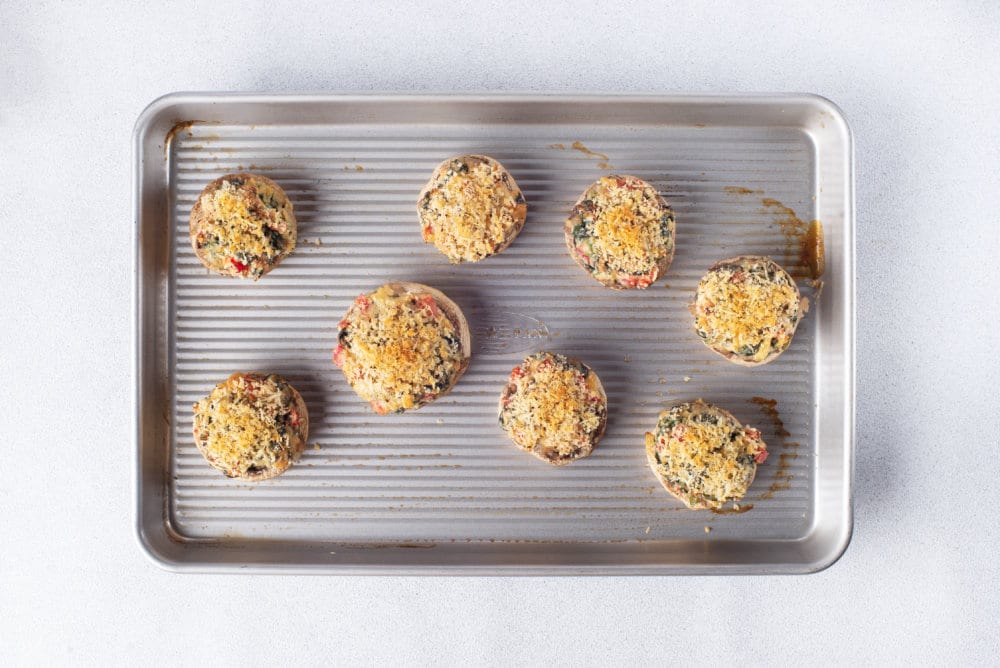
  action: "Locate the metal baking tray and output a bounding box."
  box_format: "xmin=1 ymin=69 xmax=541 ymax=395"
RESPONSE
xmin=133 ymin=93 xmax=854 ymax=574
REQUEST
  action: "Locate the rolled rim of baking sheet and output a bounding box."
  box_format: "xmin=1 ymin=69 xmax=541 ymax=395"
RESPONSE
xmin=133 ymin=93 xmax=854 ymax=574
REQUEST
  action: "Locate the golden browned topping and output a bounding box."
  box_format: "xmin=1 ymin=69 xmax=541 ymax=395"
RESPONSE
xmin=190 ymin=174 xmax=296 ymax=279
xmin=645 ymin=400 xmax=767 ymax=509
xmin=418 ymin=156 xmax=527 ymax=263
xmin=334 ymin=284 xmax=467 ymax=414
xmin=192 ymin=373 xmax=306 ymax=480
xmin=692 ymin=256 xmax=803 ymax=364
xmin=499 ymin=352 xmax=606 ymax=464
xmin=567 ymin=175 xmax=674 ymax=289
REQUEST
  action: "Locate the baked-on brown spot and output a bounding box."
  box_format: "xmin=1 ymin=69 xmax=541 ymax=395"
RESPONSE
xmin=570 ymin=140 xmax=609 ymax=161
xmin=749 ymin=396 xmax=800 ymax=500
xmin=760 ymin=198 xmax=825 ymax=279
xmin=163 ymin=120 xmax=198 ymax=154
xmin=724 ymin=185 xmax=763 ymax=195
xmin=710 ymin=504 xmax=754 ymax=515
xmin=749 ymin=396 xmax=791 ymax=438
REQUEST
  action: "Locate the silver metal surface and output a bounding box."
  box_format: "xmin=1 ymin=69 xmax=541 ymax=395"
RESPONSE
xmin=133 ymin=93 xmax=854 ymax=574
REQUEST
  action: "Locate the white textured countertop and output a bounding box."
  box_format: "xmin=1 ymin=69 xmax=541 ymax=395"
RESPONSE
xmin=2 ymin=1 xmax=998 ymax=663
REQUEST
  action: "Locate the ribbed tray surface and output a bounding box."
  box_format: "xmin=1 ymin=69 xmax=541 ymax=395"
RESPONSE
xmin=168 ymin=123 xmax=817 ymax=543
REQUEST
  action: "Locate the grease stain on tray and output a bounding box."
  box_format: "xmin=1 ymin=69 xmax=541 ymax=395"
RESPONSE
xmin=711 ymin=504 xmax=754 ymax=515
xmin=550 ymin=140 xmax=614 ymax=170
xmin=724 ymin=185 xmax=763 ymax=195
xmin=749 ymin=396 xmax=791 ymax=438
xmin=749 ymin=396 xmax=800 ymax=500
xmin=761 ymin=452 xmax=798 ymax=498
xmin=163 ymin=120 xmax=199 ymax=154
xmin=760 ymin=198 xmax=825 ymax=279
xmin=573 ymin=140 xmax=614 ymax=169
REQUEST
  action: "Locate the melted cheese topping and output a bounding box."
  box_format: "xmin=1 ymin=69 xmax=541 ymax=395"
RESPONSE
xmin=419 ymin=157 xmax=526 ymax=263
xmin=693 ymin=257 xmax=801 ymax=362
xmin=192 ymin=373 xmax=303 ymax=479
xmin=645 ymin=400 xmax=766 ymax=508
xmin=569 ymin=176 xmax=674 ymax=285
xmin=336 ymin=285 xmax=465 ymax=414
xmin=191 ymin=175 xmax=295 ymax=279
xmin=499 ymin=352 xmax=606 ymax=462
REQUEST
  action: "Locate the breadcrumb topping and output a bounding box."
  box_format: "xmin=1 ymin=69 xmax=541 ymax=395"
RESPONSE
xmin=193 ymin=373 xmax=305 ymax=479
xmin=568 ymin=175 xmax=674 ymax=288
xmin=499 ymin=352 xmax=606 ymax=463
xmin=334 ymin=284 xmax=466 ymax=414
xmin=419 ymin=156 xmax=526 ymax=263
xmin=693 ymin=256 xmax=801 ymax=363
xmin=645 ymin=400 xmax=767 ymax=509
xmin=190 ymin=175 xmax=296 ymax=279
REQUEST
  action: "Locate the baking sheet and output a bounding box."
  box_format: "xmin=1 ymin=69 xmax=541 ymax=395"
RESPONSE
xmin=133 ymin=94 xmax=854 ymax=573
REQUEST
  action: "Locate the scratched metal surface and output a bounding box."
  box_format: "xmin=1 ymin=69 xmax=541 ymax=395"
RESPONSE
xmin=134 ymin=95 xmax=853 ymax=573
